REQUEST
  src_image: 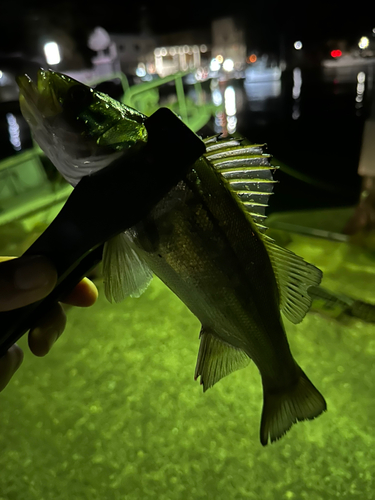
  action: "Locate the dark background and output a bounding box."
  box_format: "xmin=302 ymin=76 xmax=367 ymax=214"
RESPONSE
xmin=1 ymin=1 xmax=375 ymax=212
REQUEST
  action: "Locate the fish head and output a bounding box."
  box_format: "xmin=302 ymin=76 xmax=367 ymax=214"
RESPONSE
xmin=17 ymin=69 xmax=148 ymax=186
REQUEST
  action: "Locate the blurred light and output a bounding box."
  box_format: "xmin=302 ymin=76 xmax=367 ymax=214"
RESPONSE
xmin=292 ymin=67 xmax=302 ymax=99
xmin=160 ymin=47 xmax=167 ymax=56
xmin=331 ymin=50 xmax=342 ymax=58
xmin=183 ymin=45 xmax=189 ymax=53
xmin=195 ymin=67 xmax=208 ymax=81
xmin=248 ymin=54 xmax=257 ymax=63
xmin=227 ymin=115 xmax=237 ymax=134
xmin=373 ymin=28 xmax=375 ymax=33
xmin=292 ymin=109 xmax=300 ymax=120
xmin=216 ymin=54 xmax=224 ymax=63
xmin=169 ymin=47 xmax=177 ymax=56
xmin=147 ymin=63 xmax=156 ymax=74
xmin=294 ymin=41 xmax=302 ymax=50
xmin=0 ymin=70 xmax=2 ymax=79
xmin=154 ymin=48 xmax=161 ymax=56
xmin=212 ymin=88 xmax=223 ymax=106
xmin=210 ymin=58 xmax=221 ymax=72
xmin=193 ymin=45 xmax=199 ymax=53
xmin=214 ymin=111 xmax=226 ymax=134
xmin=44 ymin=42 xmax=61 ymax=65
xmin=357 ymin=71 xmax=366 ymax=83
xmin=359 ymin=36 xmax=370 ymax=49
xmin=136 ymin=63 xmax=146 ymax=77
xmin=224 ymin=86 xmax=236 ymax=115
xmin=200 ymin=44 xmax=207 ymax=53
xmin=6 ymin=113 xmax=21 ymax=151
xmin=223 ymin=59 xmax=234 ymax=72
xmin=356 ymin=71 xmax=366 ymax=107
xmin=357 ymin=82 xmax=365 ymax=94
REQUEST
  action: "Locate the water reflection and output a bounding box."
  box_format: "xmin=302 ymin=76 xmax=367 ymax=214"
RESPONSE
xmin=211 ymin=79 xmax=238 ymax=135
xmin=292 ymin=67 xmax=302 ymax=120
xmin=6 ymin=113 xmax=21 ymax=151
xmin=224 ymin=86 xmax=237 ymax=133
xmin=243 ymin=80 xmax=281 ymax=113
xmin=243 ymin=56 xmax=282 ymax=109
xmin=355 ymin=71 xmax=366 ymax=109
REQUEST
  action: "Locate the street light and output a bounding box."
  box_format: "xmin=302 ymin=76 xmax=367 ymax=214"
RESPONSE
xmin=44 ymin=42 xmax=61 ymax=65
xmin=359 ymin=37 xmax=370 ymax=49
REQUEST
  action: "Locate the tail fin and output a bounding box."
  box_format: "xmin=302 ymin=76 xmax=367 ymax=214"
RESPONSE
xmin=260 ymin=367 xmax=326 ymax=446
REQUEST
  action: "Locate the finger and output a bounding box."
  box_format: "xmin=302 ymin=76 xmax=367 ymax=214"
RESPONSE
xmin=0 ymin=344 xmax=24 ymax=392
xmin=28 ymin=303 xmax=67 ymax=357
xmin=0 ymin=256 xmax=57 ymax=312
xmin=60 ymin=277 xmax=98 ymax=307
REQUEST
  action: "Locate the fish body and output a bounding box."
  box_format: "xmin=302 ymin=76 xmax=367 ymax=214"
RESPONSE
xmin=17 ymin=70 xmax=326 ymax=444
xmin=132 ymin=157 xmax=295 ymax=385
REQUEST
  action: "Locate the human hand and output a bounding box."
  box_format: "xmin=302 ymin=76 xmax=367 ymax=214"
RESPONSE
xmin=0 ymin=255 xmax=98 ymax=392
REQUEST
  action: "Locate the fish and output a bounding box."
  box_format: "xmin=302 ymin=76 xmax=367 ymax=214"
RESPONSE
xmin=17 ymin=69 xmax=327 ymax=445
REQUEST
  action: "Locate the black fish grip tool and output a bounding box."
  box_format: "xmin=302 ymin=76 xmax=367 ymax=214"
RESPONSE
xmin=0 ymin=108 xmax=206 ymax=357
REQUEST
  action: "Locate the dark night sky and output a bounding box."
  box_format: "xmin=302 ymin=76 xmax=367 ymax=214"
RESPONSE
xmin=0 ymin=0 xmax=374 ymax=55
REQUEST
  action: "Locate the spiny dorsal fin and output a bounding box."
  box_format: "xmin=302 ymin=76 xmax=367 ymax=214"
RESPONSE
xmin=194 ymin=328 xmax=250 ymax=391
xmin=261 ymin=235 xmax=323 ymax=324
xmin=203 ymin=135 xmax=322 ymax=322
xmin=103 ymin=232 xmax=153 ymax=303
xmin=203 ymin=136 xmax=278 ymax=231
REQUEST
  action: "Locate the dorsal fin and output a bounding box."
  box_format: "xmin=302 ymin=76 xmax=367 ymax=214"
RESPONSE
xmin=203 ymin=136 xmax=322 ymax=323
xmin=204 ymin=136 xmax=278 ymax=231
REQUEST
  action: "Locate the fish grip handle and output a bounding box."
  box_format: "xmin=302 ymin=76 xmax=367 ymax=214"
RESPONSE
xmin=0 ymin=108 xmax=205 ymax=358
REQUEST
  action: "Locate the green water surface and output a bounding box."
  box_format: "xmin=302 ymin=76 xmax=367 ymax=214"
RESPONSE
xmin=1 ymin=215 xmax=375 ymax=499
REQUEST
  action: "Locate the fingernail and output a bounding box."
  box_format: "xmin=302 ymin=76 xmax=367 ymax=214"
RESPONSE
xmin=14 ymin=256 xmax=57 ymax=291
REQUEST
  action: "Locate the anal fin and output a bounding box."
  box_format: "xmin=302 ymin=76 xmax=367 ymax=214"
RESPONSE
xmin=194 ymin=329 xmax=250 ymax=391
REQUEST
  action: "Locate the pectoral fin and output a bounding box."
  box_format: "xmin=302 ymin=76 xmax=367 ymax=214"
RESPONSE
xmin=262 ymin=236 xmax=322 ymax=324
xmin=194 ymin=328 xmax=250 ymax=391
xmin=102 ymin=231 xmax=153 ymax=303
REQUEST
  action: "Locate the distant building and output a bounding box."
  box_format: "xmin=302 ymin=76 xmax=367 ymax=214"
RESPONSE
xmin=211 ymin=17 xmax=247 ymax=70
xmin=110 ymin=33 xmax=157 ymax=74
xmin=153 ymin=44 xmax=209 ymax=77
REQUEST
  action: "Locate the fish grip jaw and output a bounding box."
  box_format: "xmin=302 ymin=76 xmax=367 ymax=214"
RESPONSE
xmin=145 ymin=107 xmax=206 ymax=167
xmin=0 ymin=108 xmax=205 ymax=357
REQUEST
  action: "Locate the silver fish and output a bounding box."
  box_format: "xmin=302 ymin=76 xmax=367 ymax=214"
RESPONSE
xmin=17 ymin=70 xmax=327 ymax=445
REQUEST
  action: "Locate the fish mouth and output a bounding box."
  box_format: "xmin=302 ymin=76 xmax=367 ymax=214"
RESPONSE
xmin=16 ymin=69 xmax=62 ymax=125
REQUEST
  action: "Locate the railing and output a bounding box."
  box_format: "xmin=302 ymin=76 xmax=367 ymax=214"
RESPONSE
xmin=89 ymin=71 xmax=215 ymax=133
xmin=0 ymin=71 xmax=217 ymax=228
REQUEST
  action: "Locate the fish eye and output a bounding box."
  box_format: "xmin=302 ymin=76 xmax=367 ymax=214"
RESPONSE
xmin=65 ymin=85 xmax=93 ymax=109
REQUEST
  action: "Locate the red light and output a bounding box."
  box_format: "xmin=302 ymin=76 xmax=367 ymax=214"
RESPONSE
xmin=331 ymin=50 xmax=342 ymax=58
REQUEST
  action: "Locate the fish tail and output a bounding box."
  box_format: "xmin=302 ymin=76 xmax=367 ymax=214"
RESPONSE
xmin=260 ymin=367 xmax=326 ymax=446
